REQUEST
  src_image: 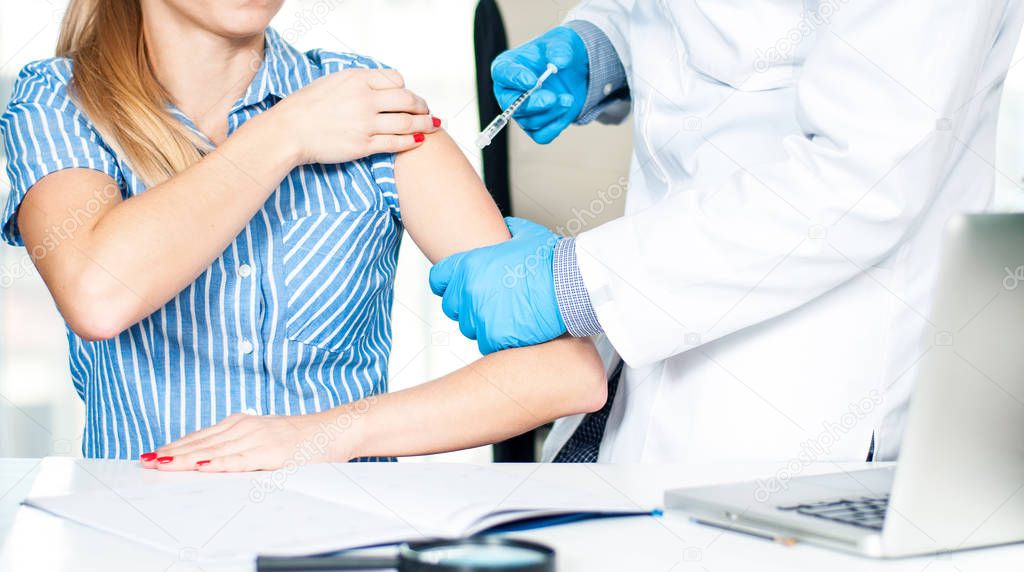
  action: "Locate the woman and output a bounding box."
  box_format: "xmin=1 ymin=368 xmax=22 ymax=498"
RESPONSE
xmin=1 ymin=0 xmax=605 ymax=471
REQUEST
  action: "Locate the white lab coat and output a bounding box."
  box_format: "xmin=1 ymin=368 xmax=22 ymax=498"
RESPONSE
xmin=542 ymin=0 xmax=1024 ymax=464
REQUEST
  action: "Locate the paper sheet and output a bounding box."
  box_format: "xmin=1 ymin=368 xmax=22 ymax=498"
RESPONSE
xmin=26 ymin=482 xmax=417 ymax=560
xmin=25 ymin=463 xmax=652 ymax=561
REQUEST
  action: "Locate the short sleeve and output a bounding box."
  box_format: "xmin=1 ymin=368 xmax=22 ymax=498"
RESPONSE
xmin=1 ymin=59 xmax=122 ymax=246
xmin=368 ymin=153 xmax=400 ymax=220
xmin=312 ymin=50 xmax=401 ymax=221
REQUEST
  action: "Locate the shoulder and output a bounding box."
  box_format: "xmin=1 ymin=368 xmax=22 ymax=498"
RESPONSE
xmin=7 ymin=57 xmax=75 ymax=106
xmin=305 ymin=49 xmax=393 ymax=75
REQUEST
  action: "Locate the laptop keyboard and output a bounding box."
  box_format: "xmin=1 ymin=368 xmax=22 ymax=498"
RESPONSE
xmin=777 ymin=494 xmax=889 ymax=531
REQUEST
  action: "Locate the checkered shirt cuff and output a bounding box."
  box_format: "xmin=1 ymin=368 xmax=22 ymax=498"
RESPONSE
xmin=553 ymin=238 xmax=604 ymax=337
xmin=564 ymin=20 xmax=629 ymax=125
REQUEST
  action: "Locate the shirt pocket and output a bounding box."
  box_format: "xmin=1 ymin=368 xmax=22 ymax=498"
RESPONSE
xmin=674 ymin=0 xmax=811 ymax=92
xmin=280 ymin=210 xmax=391 ymax=353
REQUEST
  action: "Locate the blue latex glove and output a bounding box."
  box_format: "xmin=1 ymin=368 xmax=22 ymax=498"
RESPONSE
xmin=429 ymin=217 xmax=567 ymax=355
xmin=491 ymin=26 xmax=589 ymax=145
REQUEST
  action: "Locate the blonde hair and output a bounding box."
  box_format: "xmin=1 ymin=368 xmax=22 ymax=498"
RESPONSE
xmin=57 ymin=0 xmax=209 ymax=186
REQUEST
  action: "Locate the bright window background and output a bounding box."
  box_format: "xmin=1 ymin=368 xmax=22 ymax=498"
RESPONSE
xmin=2 ymin=2 xmax=1024 ymax=460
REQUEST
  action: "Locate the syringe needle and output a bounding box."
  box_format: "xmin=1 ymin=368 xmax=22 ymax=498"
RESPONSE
xmin=477 ymin=63 xmax=559 ymax=149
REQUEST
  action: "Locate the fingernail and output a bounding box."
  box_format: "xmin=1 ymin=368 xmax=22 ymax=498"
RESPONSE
xmin=196 ymin=460 xmax=211 ymax=467
xmin=140 ymin=452 xmax=157 ymax=462
xmin=414 ymin=133 xmax=425 ymax=143
xmin=432 ymin=117 xmax=442 ymax=128
xmin=156 ymin=456 xmax=174 ymax=464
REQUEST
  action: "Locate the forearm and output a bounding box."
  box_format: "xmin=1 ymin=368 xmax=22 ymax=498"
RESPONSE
xmin=339 ymin=336 xmax=605 ymax=459
xmin=37 ymin=114 xmax=297 ymax=336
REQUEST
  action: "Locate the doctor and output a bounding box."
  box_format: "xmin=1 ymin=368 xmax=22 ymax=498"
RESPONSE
xmin=430 ymin=1 xmax=1023 ymax=463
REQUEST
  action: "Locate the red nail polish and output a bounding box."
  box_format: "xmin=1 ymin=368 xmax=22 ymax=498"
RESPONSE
xmin=414 ymin=133 xmax=425 ymax=143
xmin=140 ymin=452 xmax=157 ymax=462
xmin=196 ymin=460 xmax=211 ymax=467
xmin=432 ymin=117 xmax=442 ymax=128
xmin=156 ymin=456 xmax=174 ymax=464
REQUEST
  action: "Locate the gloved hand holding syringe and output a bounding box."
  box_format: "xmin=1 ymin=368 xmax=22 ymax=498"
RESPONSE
xmin=476 ymin=63 xmax=558 ymax=149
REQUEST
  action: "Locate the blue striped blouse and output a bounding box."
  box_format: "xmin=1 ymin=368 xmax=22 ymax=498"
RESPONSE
xmin=1 ymin=28 xmax=402 ymax=459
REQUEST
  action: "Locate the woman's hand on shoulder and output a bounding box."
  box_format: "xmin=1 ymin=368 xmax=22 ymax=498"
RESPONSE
xmin=140 ymin=408 xmax=365 ymax=472
xmin=267 ymin=68 xmax=441 ymax=166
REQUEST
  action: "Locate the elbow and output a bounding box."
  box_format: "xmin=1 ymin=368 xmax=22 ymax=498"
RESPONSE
xmin=559 ymin=337 xmax=609 ymax=415
xmin=59 ymin=272 xmax=141 ymax=341
xmin=577 ymin=372 xmax=609 ymax=415
xmin=579 ymin=363 xmax=609 ymax=414
xmin=68 ymin=316 xmax=128 ymax=343
xmin=64 ymin=306 xmax=133 ymax=343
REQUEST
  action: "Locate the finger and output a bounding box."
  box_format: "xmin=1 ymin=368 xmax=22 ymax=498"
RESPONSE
xmin=478 ymin=335 xmax=499 ymax=356
xmin=523 ymin=90 xmax=559 ymax=113
xmin=505 ymin=216 xmax=552 ymax=238
xmin=491 ymin=59 xmax=538 ymax=91
xmin=514 ymin=97 xmax=574 ymax=131
xmin=544 ymin=38 xmax=576 ymax=70
xmin=429 ymin=256 xmax=457 ymax=296
xmin=374 ymin=113 xmax=441 ymax=136
xmin=513 ymin=42 xmax=546 ymax=68
xmin=156 ymin=435 xmax=260 ymax=471
xmin=373 ymin=89 xmax=429 ymax=115
xmin=362 ymin=68 xmax=406 ymax=90
xmin=496 ymin=90 xmax=559 ymax=122
xmin=158 ymin=416 xmax=258 ymax=458
xmin=458 ymin=310 xmax=477 ymax=341
xmin=367 ymin=133 xmax=427 ymax=155
xmin=528 ymin=120 xmax=571 ymax=145
xmin=516 ymin=113 xmax=563 ymax=133
xmin=159 ymin=430 xmax=240 ymax=460
xmin=494 ymin=87 xmax=539 ymax=114
xmin=151 ymin=413 xmax=247 ymax=456
xmin=198 ymin=451 xmax=266 ymax=473
xmin=441 ymin=286 xmax=461 ymax=322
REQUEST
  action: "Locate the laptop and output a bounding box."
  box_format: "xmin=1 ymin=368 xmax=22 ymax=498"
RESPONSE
xmin=665 ymin=214 xmax=1024 ymax=558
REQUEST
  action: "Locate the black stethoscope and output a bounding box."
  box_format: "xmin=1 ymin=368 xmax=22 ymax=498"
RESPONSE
xmin=257 ymin=537 xmax=556 ymax=572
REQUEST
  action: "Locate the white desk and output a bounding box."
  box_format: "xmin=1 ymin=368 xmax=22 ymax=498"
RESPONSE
xmin=0 ymin=458 xmax=1020 ymax=571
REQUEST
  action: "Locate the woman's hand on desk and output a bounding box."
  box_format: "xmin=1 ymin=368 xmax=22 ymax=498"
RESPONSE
xmin=140 ymin=409 xmax=361 ymax=472
xmin=270 ymin=68 xmax=441 ymax=166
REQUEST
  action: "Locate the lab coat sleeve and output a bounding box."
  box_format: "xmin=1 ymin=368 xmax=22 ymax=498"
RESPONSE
xmin=567 ymin=0 xmax=635 ymax=79
xmin=574 ymin=0 xmax=1010 ymax=368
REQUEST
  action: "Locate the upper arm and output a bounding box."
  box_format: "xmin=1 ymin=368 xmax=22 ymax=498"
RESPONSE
xmin=1 ymin=60 xmax=126 ymax=323
xmin=393 ymin=131 xmax=509 ymax=262
xmin=1 ymin=59 xmax=123 ymax=247
xmin=18 ymin=169 xmax=122 ymax=279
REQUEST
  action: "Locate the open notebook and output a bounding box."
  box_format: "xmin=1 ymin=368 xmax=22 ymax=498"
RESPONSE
xmin=24 ymin=463 xmax=654 ymax=562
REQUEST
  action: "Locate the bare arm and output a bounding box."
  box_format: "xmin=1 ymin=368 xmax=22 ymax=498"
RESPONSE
xmin=18 ymin=70 xmax=436 ymax=341
xmin=20 ymin=115 xmax=295 ymax=340
xmin=352 ymin=132 xmax=606 ymax=457
xmin=151 ymin=132 xmax=606 ymax=470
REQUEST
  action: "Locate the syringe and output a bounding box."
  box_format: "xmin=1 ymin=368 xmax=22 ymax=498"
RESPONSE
xmin=476 ymin=63 xmax=559 ymax=149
